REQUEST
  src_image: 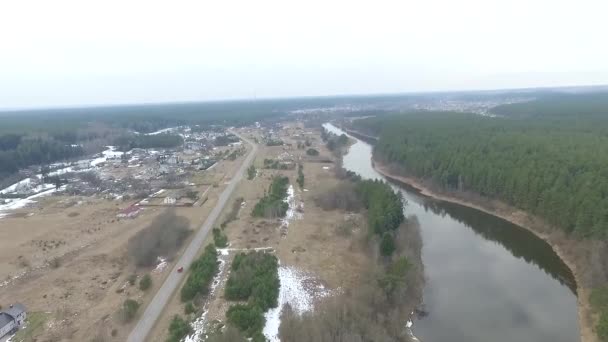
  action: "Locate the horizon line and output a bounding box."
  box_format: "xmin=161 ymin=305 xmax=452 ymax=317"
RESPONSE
xmin=1 ymin=83 xmax=607 ymax=113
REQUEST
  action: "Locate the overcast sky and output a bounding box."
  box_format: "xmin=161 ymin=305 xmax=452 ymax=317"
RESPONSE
xmin=1 ymin=0 xmax=607 ymax=109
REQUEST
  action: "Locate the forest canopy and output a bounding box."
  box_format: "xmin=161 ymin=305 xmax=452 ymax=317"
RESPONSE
xmin=353 ymin=101 xmax=608 ymax=238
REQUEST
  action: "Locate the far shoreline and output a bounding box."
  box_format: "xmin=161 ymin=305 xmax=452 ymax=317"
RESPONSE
xmin=336 ymin=123 xmax=596 ymax=342
xmin=372 ymin=158 xmax=596 ymax=342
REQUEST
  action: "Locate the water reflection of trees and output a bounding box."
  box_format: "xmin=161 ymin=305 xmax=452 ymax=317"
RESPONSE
xmin=422 ymin=199 xmax=577 ymax=294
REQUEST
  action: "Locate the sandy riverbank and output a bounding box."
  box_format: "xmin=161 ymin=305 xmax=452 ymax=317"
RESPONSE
xmin=373 ymin=160 xmax=598 ymax=342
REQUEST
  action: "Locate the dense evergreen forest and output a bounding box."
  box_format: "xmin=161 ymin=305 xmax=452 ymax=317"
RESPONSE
xmin=0 ymin=134 xmax=84 ymax=180
xmin=113 ymin=133 xmax=184 ymax=151
xmin=352 ymin=95 xmax=608 ymax=238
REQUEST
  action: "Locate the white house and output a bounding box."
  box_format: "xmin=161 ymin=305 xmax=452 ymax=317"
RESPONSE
xmin=0 ymin=303 xmax=26 ymax=338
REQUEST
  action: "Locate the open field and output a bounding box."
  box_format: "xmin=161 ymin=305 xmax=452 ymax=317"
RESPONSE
xmin=0 ymin=140 xmax=250 ymax=341
xmin=148 ymin=122 xmax=380 ymax=341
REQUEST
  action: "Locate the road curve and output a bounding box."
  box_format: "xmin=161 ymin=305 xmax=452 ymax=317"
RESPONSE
xmin=127 ymin=130 xmax=257 ymax=342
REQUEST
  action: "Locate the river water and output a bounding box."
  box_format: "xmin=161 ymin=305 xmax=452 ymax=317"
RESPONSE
xmin=323 ymin=123 xmax=579 ymax=342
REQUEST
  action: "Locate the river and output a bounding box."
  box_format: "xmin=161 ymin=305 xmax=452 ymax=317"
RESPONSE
xmin=323 ymin=123 xmax=579 ymax=342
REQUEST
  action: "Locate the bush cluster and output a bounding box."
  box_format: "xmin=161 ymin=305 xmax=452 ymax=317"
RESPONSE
xmin=180 ymin=244 xmax=218 ymax=302
xmin=251 ymin=176 xmax=289 ymax=218
xmin=355 ymin=179 xmax=404 ymax=257
xmin=213 ymin=227 xmax=228 ymax=248
xmin=591 ymin=287 xmax=608 ymax=340
xmin=224 ymin=252 xmax=279 ymax=338
xmin=296 ymin=163 xmax=304 ymax=189
xmin=127 ymin=210 xmax=191 ymax=267
xmin=139 ymin=274 xmax=152 ymax=291
xmin=167 ymin=315 xmax=192 ymax=342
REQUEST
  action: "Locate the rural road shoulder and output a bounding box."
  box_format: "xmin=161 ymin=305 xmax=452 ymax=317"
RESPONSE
xmin=127 ymin=130 xmax=257 ymax=342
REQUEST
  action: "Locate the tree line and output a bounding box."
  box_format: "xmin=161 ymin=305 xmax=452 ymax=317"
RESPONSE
xmin=355 ymin=178 xmax=405 ymax=256
xmin=353 ymin=105 xmax=608 ymax=238
xmin=251 ymin=176 xmax=290 ymax=218
xmin=114 ymin=133 xmax=184 ymax=151
xmin=0 ymin=134 xmax=84 ymax=180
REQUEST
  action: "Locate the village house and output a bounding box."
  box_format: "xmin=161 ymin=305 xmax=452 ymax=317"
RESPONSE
xmin=0 ymin=303 xmax=26 ymax=338
xmin=117 ymin=205 xmax=141 ymax=219
xmin=163 ymin=197 xmax=177 ymax=205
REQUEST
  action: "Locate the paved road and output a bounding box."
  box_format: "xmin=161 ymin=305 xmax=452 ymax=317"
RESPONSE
xmin=127 ymin=131 xmax=257 ymax=342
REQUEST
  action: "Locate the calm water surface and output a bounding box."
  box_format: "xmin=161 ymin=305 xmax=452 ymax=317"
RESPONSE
xmin=324 ymin=123 xmax=579 ymax=342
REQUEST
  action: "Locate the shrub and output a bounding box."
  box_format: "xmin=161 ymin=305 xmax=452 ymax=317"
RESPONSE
xmin=226 ymin=304 xmax=265 ymax=337
xmin=184 ymin=302 xmax=195 ymax=315
xmin=377 ymin=257 xmax=411 ymax=298
xmin=139 ymin=274 xmax=152 ymax=291
xmin=355 ymin=179 xmax=404 ymax=235
xmin=223 ymin=251 xmax=279 ymax=337
xmin=167 ymin=315 xmax=192 ymax=342
xmin=247 ymin=165 xmax=256 ymax=180
xmin=222 ymin=197 xmax=244 ymax=227
xmin=127 ymin=274 xmax=137 ymax=286
xmin=296 ymin=163 xmax=304 ymax=189
xmin=181 ymin=245 xmax=218 ymax=302
xmin=380 ymin=233 xmax=396 ymax=257
xmin=591 ymin=286 xmax=608 ymax=341
xmin=251 ymin=176 xmax=289 ymax=218
xmin=598 ymin=313 xmax=608 ymax=341
xmin=119 ymin=299 xmax=140 ymax=323
xmin=306 ymin=148 xmax=319 ymax=156
xmin=213 ymin=228 xmax=228 ymax=248
xmin=224 ymin=252 xmax=279 ymax=310
xmin=206 ymin=326 xmax=247 ymax=342
xmin=127 ymin=209 xmax=191 ymax=267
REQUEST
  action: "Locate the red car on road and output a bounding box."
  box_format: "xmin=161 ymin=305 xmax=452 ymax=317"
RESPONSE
xmin=177 ymin=266 xmax=184 ymax=273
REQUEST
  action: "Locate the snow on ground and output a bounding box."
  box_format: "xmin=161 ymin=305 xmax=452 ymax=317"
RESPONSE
xmin=406 ymin=318 xmax=420 ymax=341
xmin=0 ymin=187 xmax=59 ymax=218
xmin=145 ymin=127 xmax=179 ymax=135
xmin=0 ymin=177 xmax=33 ymax=194
xmin=280 ymin=185 xmax=302 ymax=235
xmin=0 ymin=146 xmax=122 ymax=219
xmin=0 ymin=270 xmax=27 ymax=289
xmin=263 ymin=266 xmax=336 ymax=342
xmin=153 ymin=257 xmax=168 ymax=273
xmin=91 ymin=146 xmax=124 ymax=166
xmin=216 ymin=246 xmax=274 ymax=256
xmin=184 ymin=257 xmax=228 ymax=342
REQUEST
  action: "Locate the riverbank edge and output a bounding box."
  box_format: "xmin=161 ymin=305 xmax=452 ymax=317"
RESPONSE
xmin=372 ymin=160 xmax=596 ymax=342
xmin=340 ymin=125 xmax=596 ymax=342
xmin=331 ymin=131 xmax=424 ymax=342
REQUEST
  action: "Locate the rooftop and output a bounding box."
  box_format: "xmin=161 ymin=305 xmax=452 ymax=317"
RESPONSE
xmin=4 ymin=303 xmax=26 ymax=319
xmin=0 ymin=312 xmax=13 ymax=328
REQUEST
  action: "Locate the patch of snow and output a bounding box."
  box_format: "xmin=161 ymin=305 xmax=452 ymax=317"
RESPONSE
xmin=263 ymin=266 xmax=336 ymax=341
xmin=217 ymin=246 xmax=273 ymax=256
xmin=0 ymin=187 xmax=58 ymax=219
xmin=91 ymin=146 xmax=125 ymax=167
xmin=0 ymin=270 xmax=27 ymax=288
xmin=145 ymin=127 xmax=178 ymax=135
xmin=280 ymin=185 xmax=302 ymax=234
xmin=153 ymin=257 xmax=168 ymax=273
xmin=0 ymin=177 xmax=33 ymax=194
xmin=184 ymin=255 xmax=229 ymax=342
xmin=405 ymin=312 xmax=420 ymax=341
